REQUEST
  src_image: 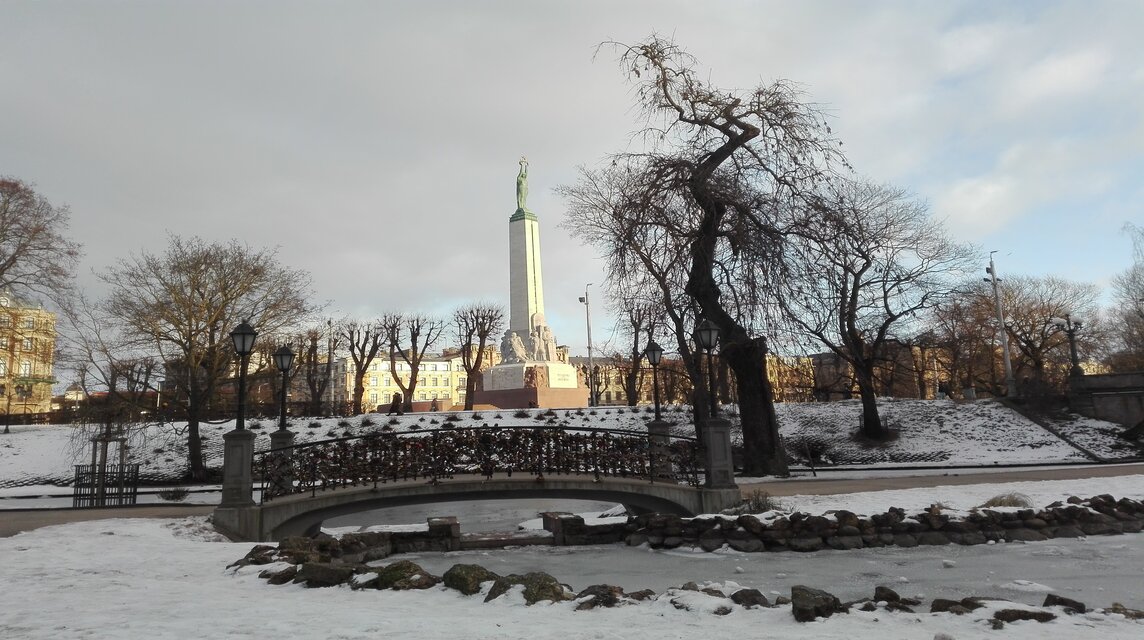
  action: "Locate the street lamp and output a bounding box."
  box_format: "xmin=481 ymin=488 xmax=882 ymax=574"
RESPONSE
xmin=1051 ymin=315 xmax=1084 ymax=377
xmin=229 ymin=320 xmax=257 ymax=431
xmin=272 ymin=345 xmax=295 ymax=431
xmin=694 ymin=318 xmax=720 ymax=417
xmin=578 ymin=284 xmax=595 ymax=406
xmin=644 ymin=339 xmax=664 ymax=422
xmin=985 ymin=252 xmax=1017 ymax=397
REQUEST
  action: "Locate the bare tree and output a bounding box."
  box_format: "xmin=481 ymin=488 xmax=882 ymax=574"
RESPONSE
xmin=99 ymin=236 xmax=315 ymax=479
xmin=0 ymin=177 xmax=82 ymax=305
xmin=453 ymin=302 xmax=504 ymax=410
xmin=1109 ymin=223 xmax=1144 ymax=372
xmin=382 ymin=313 xmax=445 ymax=412
xmin=563 ymin=35 xmax=849 ymax=474
xmin=340 ymin=319 xmax=384 ymax=415
xmin=298 ymin=321 xmax=340 ymax=416
xmin=614 ymin=299 xmax=658 ymax=406
xmin=999 ymin=275 xmax=1102 ymax=392
xmin=778 ymin=180 xmax=977 ymax=438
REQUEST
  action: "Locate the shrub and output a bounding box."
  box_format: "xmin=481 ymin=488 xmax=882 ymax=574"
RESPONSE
xmin=337 ymin=420 xmax=351 ymax=428
xmin=723 ymin=489 xmax=785 ymax=515
xmin=157 ymin=487 xmax=190 ymax=502
xmin=445 ymin=413 xmax=462 ymax=422
xmin=979 ymin=492 xmax=1033 ymax=508
xmin=387 ymin=418 xmax=400 ymax=426
xmin=513 ymin=410 xmax=530 ymax=419
xmin=360 ymin=416 xmax=376 ymax=427
xmin=494 ymin=413 xmax=503 ymax=420
xmin=471 ymin=413 xmax=483 ymax=421
xmin=248 ymin=422 xmax=263 ymax=430
xmin=309 ymin=421 xmax=322 ymax=429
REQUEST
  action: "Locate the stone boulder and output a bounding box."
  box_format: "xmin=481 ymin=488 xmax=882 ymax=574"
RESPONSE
xmin=442 ymin=564 xmax=501 ymax=596
xmin=730 ymin=588 xmax=769 ymax=608
xmin=574 ymin=584 xmax=627 ymax=610
xmin=993 ymin=608 xmax=1056 ymax=623
xmin=294 ymin=562 xmax=354 ymax=588
xmin=484 ymin=572 xmax=570 ymax=605
xmin=1043 ymin=594 xmax=1086 ymax=613
xmin=791 ymin=585 xmax=845 ymax=622
xmin=356 ymin=560 xmax=439 ymax=590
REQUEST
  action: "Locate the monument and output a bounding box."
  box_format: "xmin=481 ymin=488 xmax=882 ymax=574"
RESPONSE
xmin=473 ymin=158 xmax=589 ymax=409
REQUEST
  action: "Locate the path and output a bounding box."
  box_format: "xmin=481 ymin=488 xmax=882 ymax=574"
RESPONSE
xmin=1 ymin=504 xmax=214 ymax=538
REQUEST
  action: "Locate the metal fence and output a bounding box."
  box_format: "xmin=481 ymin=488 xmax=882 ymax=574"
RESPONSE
xmin=257 ymin=425 xmax=701 ymax=503
xmin=72 ymin=464 xmax=141 ymax=508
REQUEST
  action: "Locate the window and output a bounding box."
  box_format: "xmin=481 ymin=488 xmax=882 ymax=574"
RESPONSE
xmin=458 ymin=377 xmax=466 ymax=387
xmin=369 ymin=376 xmax=377 ymax=386
xmin=0 ymin=361 xmax=6 ymax=376
xmin=22 ymin=337 xmax=33 ymax=351
xmin=370 ymin=362 xmax=377 ymax=371
xmin=418 ymin=392 xmax=427 ymax=400
xmin=430 ymin=364 xmax=437 ymax=371
xmin=20 ymin=361 xmax=31 ymax=376
xmin=383 ymin=376 xmax=391 ymax=387
xmin=430 ymin=377 xmax=438 ymax=387
xmin=0 ymin=316 xmax=9 ymax=328
xmin=369 ymin=392 xmax=378 ymax=404
xmin=23 ymin=317 xmax=34 ymax=330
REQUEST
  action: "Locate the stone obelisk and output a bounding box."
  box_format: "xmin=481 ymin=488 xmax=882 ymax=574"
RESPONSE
xmin=473 ymin=158 xmax=588 ymax=409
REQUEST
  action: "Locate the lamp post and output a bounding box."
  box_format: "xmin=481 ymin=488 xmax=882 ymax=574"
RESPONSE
xmin=644 ymin=338 xmax=668 ymax=482
xmin=578 ymin=284 xmax=595 ymax=406
xmin=272 ymin=345 xmax=295 ymax=431
xmin=229 ymin=320 xmax=257 ymax=430
xmin=644 ymin=339 xmax=664 ymax=422
xmin=985 ymin=252 xmax=1017 ymax=397
xmin=1051 ymin=315 xmax=1084 ymax=377
xmin=694 ymin=318 xmax=720 ymax=417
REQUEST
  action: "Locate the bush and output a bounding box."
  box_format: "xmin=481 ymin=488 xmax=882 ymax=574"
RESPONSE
xmin=248 ymin=422 xmax=263 ymax=430
xmin=723 ymin=489 xmax=785 ymax=515
xmin=513 ymin=410 xmax=530 ymax=419
xmin=979 ymin=492 xmax=1034 ymax=508
xmin=337 ymin=420 xmax=351 ymax=428
xmin=471 ymin=413 xmax=483 ymax=421
xmin=157 ymin=487 xmax=190 ymax=502
xmin=445 ymin=413 xmax=463 ymax=422
xmin=360 ymin=417 xmax=375 ymax=427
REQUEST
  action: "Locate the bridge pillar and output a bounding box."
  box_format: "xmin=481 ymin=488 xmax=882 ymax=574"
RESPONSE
xmin=647 ymin=420 xmax=672 ymax=481
xmin=702 ymin=417 xmax=736 ymax=489
xmin=268 ymin=428 xmax=296 ymax=498
xmin=221 ymin=428 xmax=256 ymax=507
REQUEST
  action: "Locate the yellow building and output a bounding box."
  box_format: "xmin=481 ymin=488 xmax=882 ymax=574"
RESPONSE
xmin=0 ymin=291 xmax=57 ymax=416
xmin=341 ymin=346 xmax=501 ymax=412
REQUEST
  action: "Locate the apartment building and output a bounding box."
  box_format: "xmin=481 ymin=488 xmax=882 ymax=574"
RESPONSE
xmin=0 ymin=291 xmax=57 ymax=415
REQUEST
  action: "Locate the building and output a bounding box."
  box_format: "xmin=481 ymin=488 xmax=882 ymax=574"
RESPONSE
xmin=0 ymin=291 xmax=57 ymax=416
xmin=338 ymin=346 xmax=501 ymax=413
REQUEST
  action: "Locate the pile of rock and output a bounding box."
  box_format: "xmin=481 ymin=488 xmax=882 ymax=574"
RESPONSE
xmin=229 ymin=538 xmax=1144 ymax=625
xmin=627 ymin=494 xmax=1144 ymax=552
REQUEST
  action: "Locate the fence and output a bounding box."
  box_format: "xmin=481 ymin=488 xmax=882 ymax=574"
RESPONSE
xmin=72 ymin=463 xmax=141 ymax=508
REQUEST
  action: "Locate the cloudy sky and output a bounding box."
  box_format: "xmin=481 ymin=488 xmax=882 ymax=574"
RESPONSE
xmin=3 ymin=1 xmax=1141 ymax=356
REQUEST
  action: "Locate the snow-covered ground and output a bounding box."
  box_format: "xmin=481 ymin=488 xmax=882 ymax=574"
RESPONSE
xmin=3 ymin=400 xmax=1143 ymax=638
xmin=1 ymin=398 xmax=1138 ymax=490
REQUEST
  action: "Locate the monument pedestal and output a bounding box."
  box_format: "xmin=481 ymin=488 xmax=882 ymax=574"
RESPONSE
xmin=474 ymin=361 xmax=588 ymax=409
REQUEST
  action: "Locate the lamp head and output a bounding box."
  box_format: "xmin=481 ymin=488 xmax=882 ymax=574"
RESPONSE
xmin=230 ymin=320 xmax=257 ymax=356
xmin=644 ymin=340 xmax=664 ymax=366
xmin=273 ymin=345 xmax=295 ymax=373
xmin=694 ymin=318 xmax=720 ymax=350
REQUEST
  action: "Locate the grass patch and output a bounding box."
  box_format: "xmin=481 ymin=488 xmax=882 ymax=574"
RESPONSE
xmin=723 ymin=489 xmax=786 ymax=515
xmin=979 ymin=492 xmax=1033 ymax=508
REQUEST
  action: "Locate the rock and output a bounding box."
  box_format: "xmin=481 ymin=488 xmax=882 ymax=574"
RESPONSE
xmin=930 ymin=598 xmax=965 ymax=613
xmin=442 ymin=563 xmax=500 ymax=596
xmin=1049 ymin=525 xmax=1084 ymax=538
xmin=791 ymin=585 xmax=844 ymax=622
xmin=1042 ymin=594 xmax=1086 ymax=613
xmin=916 ymin=531 xmax=951 ymax=545
xmin=993 ymin=608 xmax=1056 ymax=623
xmin=788 ymin=536 xmax=824 ymax=552
xmin=730 ymin=588 xmax=769 ymax=608
xmin=484 ymin=572 xmax=569 ymax=604
xmin=575 ymin=584 xmax=626 ymax=610
xmin=259 ymin=565 xmax=297 ymax=585
xmin=1103 ymin=603 xmax=1144 ymax=619
xmin=627 ymin=589 xmax=656 ymax=601
xmin=294 ymin=562 xmax=354 ymax=588
xmin=361 ymin=560 xmax=439 ymax=590
xmin=825 ymin=535 xmax=864 ymax=550
xmin=873 ymin=586 xmax=901 ymax=602
xmin=727 ymin=537 xmax=765 ymax=552
xmin=774 ymin=595 xmax=791 ymax=606
xmin=1003 ymin=528 xmax=1047 ymax=542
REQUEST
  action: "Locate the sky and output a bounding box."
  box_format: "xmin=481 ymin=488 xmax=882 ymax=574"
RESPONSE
xmin=2 ymin=1 xmax=1142 ymax=359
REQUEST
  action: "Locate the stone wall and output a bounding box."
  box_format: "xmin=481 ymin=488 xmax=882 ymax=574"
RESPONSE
xmin=1069 ymin=372 xmax=1144 ymax=430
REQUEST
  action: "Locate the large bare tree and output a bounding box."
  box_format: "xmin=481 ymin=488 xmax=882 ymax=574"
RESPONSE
xmin=999 ymin=275 xmax=1102 ymax=392
xmin=453 ymin=302 xmax=504 ymax=410
xmin=778 ymin=180 xmax=977 ymax=438
xmin=564 ymin=36 xmax=848 ymax=474
xmin=0 ymin=177 xmax=82 ymax=304
xmin=340 ymin=319 xmax=384 ymax=415
xmin=1109 ymin=223 xmax=1144 ymax=372
xmin=382 ymin=313 xmax=445 ymax=412
xmin=99 ymin=236 xmax=315 ymax=479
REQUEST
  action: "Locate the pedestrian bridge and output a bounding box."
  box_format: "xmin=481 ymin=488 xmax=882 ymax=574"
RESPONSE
xmin=212 ymin=423 xmax=741 ymax=541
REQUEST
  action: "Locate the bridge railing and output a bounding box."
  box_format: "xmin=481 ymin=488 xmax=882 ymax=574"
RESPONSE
xmin=255 ymin=425 xmax=701 ymax=503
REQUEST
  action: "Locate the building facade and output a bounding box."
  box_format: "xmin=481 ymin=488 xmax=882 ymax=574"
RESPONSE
xmin=0 ymin=291 xmax=57 ymax=415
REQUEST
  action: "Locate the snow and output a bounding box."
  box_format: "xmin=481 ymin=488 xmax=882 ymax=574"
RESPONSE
xmin=2 ymin=401 xmax=1143 ymax=638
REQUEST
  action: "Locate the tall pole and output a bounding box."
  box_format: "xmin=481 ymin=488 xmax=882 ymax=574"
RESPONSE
xmin=581 ymin=283 xmax=595 ymax=407
xmin=236 ymin=354 xmax=250 ymax=431
xmin=987 ymin=252 xmax=1018 ymax=398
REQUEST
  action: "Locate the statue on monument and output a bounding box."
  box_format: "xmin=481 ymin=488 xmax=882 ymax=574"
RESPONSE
xmin=516 ymin=156 xmax=529 ymax=211
xmin=500 ymin=330 xmax=530 ymax=363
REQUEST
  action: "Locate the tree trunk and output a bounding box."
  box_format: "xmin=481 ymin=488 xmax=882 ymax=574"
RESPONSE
xmin=185 ymin=407 xmax=205 ymax=481
xmin=351 ymin=373 xmax=366 ymax=415
xmin=723 ymin=335 xmax=788 ymax=476
xmin=464 ymin=377 xmax=476 ymax=411
xmin=854 ymin=365 xmax=885 ymax=439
